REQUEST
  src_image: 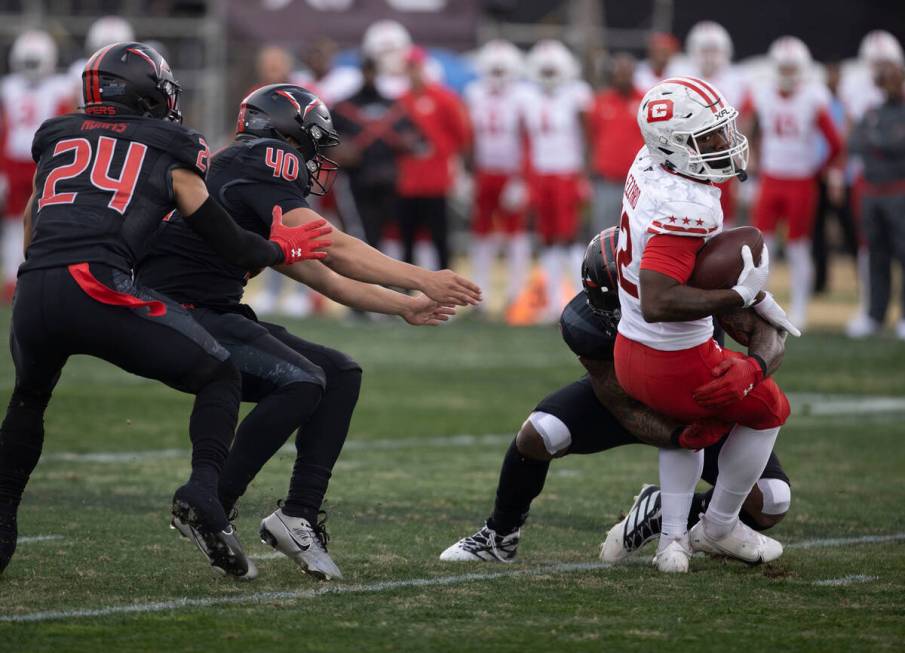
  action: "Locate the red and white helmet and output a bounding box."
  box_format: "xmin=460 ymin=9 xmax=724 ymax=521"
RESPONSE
xmin=10 ymin=30 xmax=57 ymax=80
xmin=687 ymin=21 xmax=733 ymax=77
xmin=86 ymin=16 xmax=135 ymax=54
xmin=362 ymin=20 xmax=412 ymax=76
xmin=769 ymin=36 xmax=812 ymax=92
xmin=858 ymin=30 xmax=904 ymax=67
xmin=527 ymin=40 xmax=579 ymax=90
xmin=637 ymin=76 xmax=748 ymax=182
xmin=476 ymin=39 xmax=523 ymax=88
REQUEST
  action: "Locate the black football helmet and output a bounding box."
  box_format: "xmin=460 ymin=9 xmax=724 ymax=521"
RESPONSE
xmin=236 ymin=84 xmax=340 ymax=196
xmin=581 ymin=226 xmax=621 ymax=333
xmin=82 ymin=42 xmax=182 ymax=123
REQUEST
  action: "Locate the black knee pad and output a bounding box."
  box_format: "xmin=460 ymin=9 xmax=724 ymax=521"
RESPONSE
xmin=182 ymin=357 xmax=241 ymax=395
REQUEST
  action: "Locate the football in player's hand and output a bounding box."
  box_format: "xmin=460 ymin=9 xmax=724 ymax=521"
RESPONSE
xmin=688 ymin=226 xmax=764 ymax=290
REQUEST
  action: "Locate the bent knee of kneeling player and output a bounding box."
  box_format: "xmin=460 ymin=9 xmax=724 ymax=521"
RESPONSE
xmin=744 ymin=478 xmax=791 ymax=530
xmin=517 ymin=412 xmax=571 ymax=460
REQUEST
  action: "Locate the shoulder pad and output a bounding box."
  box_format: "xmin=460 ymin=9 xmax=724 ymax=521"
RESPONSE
xmin=646 ymin=196 xmax=721 ymax=238
xmin=31 ymin=114 xmax=82 ymax=163
xmin=146 ymin=122 xmax=211 ymax=178
xmin=235 ymin=138 xmax=310 ymax=191
xmin=560 ymin=293 xmax=616 ymax=360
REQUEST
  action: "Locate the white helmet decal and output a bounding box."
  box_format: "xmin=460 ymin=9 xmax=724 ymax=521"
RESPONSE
xmin=637 ymin=76 xmax=748 ymax=182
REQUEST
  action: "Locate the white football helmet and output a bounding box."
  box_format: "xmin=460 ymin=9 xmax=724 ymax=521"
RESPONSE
xmin=10 ymin=30 xmax=58 ymax=80
xmin=527 ymin=40 xmax=579 ymax=91
xmin=687 ymin=21 xmax=733 ymax=77
xmin=476 ymin=39 xmax=523 ymax=89
xmin=637 ymin=76 xmax=748 ymax=182
xmin=362 ymin=20 xmax=412 ymax=76
xmin=769 ymin=36 xmax=812 ymax=92
xmin=86 ymin=16 xmax=135 ymax=54
xmin=858 ymin=30 xmax=904 ymax=67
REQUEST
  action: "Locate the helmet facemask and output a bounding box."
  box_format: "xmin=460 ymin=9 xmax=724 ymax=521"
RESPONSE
xmin=299 ymin=123 xmax=340 ymax=196
xmin=673 ymin=109 xmax=748 ymax=182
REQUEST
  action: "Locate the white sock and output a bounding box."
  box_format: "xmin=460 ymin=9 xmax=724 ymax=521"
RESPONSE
xmin=2 ymin=218 xmax=24 ymax=283
xmin=415 ymin=240 xmax=439 ymax=271
xmin=469 ymin=235 xmax=498 ymax=306
xmin=540 ymin=246 xmax=564 ymax=314
xmin=857 ymin=246 xmax=870 ymax=316
xmin=705 ymin=424 xmax=780 ymax=539
xmin=658 ymin=448 xmax=704 ymax=546
xmin=786 ymin=239 xmax=812 ymax=325
xmin=505 ymin=233 xmax=532 ymax=304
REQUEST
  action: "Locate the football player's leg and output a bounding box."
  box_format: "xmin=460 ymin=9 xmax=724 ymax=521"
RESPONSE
xmin=752 ymin=176 xmax=782 ymax=255
xmin=503 ymin=206 xmax=531 ymax=307
xmin=785 ymin=178 xmax=819 ymax=328
xmin=195 ymin=312 xmax=327 ymax=515
xmin=0 ymin=273 xmax=67 ymax=573
xmin=470 ymin=174 xmax=500 ymax=308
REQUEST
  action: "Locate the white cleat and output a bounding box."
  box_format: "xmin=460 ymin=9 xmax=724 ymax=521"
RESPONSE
xmin=600 ymin=484 xmax=661 ymax=563
xmin=652 ymin=535 xmax=692 ymax=573
xmin=846 ymin=314 xmax=880 ymax=339
xmin=259 ymin=509 xmax=342 ymax=580
xmin=440 ymin=524 xmax=519 ymax=563
xmin=689 ymin=514 xmax=783 ymax=565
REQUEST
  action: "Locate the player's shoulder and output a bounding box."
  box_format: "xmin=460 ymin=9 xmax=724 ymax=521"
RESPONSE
xmin=560 ymin=292 xmax=616 ymax=360
xmin=564 ymin=79 xmax=593 ymax=105
xmin=31 ymin=113 xmax=86 ymax=156
xmin=129 ymin=118 xmax=211 ymax=175
xmin=802 ymin=81 xmax=831 ymax=107
xmin=216 ymin=136 xmax=309 ymax=188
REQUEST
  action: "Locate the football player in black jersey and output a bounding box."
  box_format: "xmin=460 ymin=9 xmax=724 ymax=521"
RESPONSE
xmin=137 ymin=83 xmax=481 ymax=580
xmin=440 ymin=228 xmax=792 ymax=563
xmin=0 ymin=43 xmax=332 ymax=579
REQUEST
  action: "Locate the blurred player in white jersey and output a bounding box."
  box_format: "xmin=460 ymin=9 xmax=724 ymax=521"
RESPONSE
xmin=613 ymin=77 xmax=800 ymax=572
xmin=634 ymin=32 xmax=680 ymax=94
xmin=751 ymin=37 xmax=842 ymax=330
xmin=67 ymin=16 xmax=135 ymax=96
xmin=522 ymin=40 xmax=592 ymax=320
xmin=676 ymin=22 xmax=751 ymax=224
xmin=0 ymin=30 xmax=72 ymax=301
xmin=465 ymin=40 xmax=530 ymax=313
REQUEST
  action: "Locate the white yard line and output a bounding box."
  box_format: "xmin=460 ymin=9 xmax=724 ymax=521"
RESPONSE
xmin=4 ymin=532 xmax=905 ymax=624
xmin=16 ymin=535 xmax=64 ymax=544
xmin=813 ymin=574 xmax=879 ymax=587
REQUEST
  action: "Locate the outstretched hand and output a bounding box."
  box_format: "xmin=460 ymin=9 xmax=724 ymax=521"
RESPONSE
xmin=402 ymin=292 xmax=457 ymax=326
xmin=269 ymin=205 xmax=333 ymax=264
xmin=421 ymin=269 xmax=482 ymax=307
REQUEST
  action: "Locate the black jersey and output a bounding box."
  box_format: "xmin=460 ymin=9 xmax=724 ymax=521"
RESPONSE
xmin=560 ymin=292 xmax=617 ymax=361
xmin=21 ymin=113 xmax=209 ymax=275
xmin=137 ymin=136 xmax=310 ymax=308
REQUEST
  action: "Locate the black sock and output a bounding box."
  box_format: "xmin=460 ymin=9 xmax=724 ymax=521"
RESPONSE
xmin=218 ymin=381 xmax=324 ymax=512
xmin=188 ymin=362 xmax=241 ymax=492
xmin=687 ymin=489 xmax=714 ymax=529
xmin=487 ymin=439 xmax=550 ymax=535
xmin=0 ymin=387 xmax=51 ymax=515
xmin=281 ymin=368 xmax=361 ymax=520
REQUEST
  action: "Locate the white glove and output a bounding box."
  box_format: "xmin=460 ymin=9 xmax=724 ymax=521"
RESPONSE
xmin=731 ymin=244 xmax=769 ymax=307
xmin=753 ymin=291 xmax=801 ymax=337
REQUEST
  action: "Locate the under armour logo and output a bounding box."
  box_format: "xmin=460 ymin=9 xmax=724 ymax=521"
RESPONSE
xmin=291 ymin=248 xmax=302 ymax=258
xmin=744 ymin=383 xmax=754 ymax=396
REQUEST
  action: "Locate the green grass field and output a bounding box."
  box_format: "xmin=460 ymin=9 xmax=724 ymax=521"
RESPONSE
xmin=1 ymin=309 xmax=904 ymax=652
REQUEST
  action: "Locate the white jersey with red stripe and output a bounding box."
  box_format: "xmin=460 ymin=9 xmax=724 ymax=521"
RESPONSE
xmin=464 ymin=80 xmax=526 ymax=174
xmin=839 ymin=66 xmax=884 ymax=123
xmin=616 ymin=146 xmax=724 ymax=351
xmin=669 ymin=62 xmax=750 ymax=110
xmin=520 ymin=80 xmax=592 ymax=174
xmin=0 ymin=72 xmax=72 ymax=161
xmin=753 ymin=81 xmax=832 ymax=179
xmin=633 ymin=59 xmax=681 ymax=94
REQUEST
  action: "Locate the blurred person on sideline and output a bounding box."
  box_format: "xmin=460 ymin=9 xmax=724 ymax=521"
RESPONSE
xmin=0 ymin=30 xmax=72 ymax=302
xmin=634 ymin=32 xmax=680 ymax=93
xmin=847 ymin=60 xmax=905 ymax=340
xmin=332 ymin=57 xmax=413 ymax=250
xmin=464 ymin=40 xmax=531 ymax=314
xmin=749 ymin=37 xmax=842 ymax=331
xmin=293 ymin=37 xmax=360 ymax=106
xmin=812 ymin=61 xmax=858 ymax=295
xmin=587 ymin=52 xmax=644 ymax=233
xmin=67 ymin=16 xmax=134 ymax=97
xmin=522 ymin=40 xmax=592 ymax=321
xmin=394 ymin=46 xmax=469 ymax=271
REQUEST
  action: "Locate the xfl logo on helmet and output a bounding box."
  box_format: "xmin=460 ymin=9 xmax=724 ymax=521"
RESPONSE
xmin=646 ymin=99 xmax=674 ymax=123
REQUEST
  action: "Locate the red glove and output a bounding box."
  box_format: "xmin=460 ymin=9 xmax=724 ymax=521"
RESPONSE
xmin=672 ymin=420 xmax=732 ymax=450
xmin=692 ymin=356 xmax=765 ymax=409
xmin=269 ymin=205 xmax=333 ymax=264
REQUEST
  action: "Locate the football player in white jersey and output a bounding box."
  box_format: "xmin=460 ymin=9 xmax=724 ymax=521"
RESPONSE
xmin=0 ymin=30 xmax=72 ymax=301
xmin=67 ymin=16 xmax=135 ymax=97
xmin=522 ymin=40 xmax=593 ymax=320
xmin=612 ymin=77 xmax=800 ymax=572
xmin=465 ymin=40 xmax=531 ymax=314
xmin=750 ymin=37 xmax=843 ymax=330
xmin=634 ymin=32 xmax=681 ymax=94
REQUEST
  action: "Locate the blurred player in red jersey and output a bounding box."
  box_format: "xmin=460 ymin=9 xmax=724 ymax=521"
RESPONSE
xmin=750 ymin=37 xmax=843 ymax=330
xmin=522 ymin=40 xmax=592 ymax=321
xmin=465 ymin=40 xmax=531 ymax=314
xmin=395 ymin=46 xmax=469 ymax=271
xmin=0 ymin=30 xmax=73 ymax=301
xmin=612 ymin=77 xmax=801 ymax=573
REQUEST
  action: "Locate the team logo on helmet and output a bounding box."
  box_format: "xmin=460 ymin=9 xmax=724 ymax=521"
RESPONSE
xmin=646 ymin=99 xmax=674 ymax=122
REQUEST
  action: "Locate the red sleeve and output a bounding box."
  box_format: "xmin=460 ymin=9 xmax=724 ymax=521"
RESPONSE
xmin=816 ymin=108 xmax=843 ymax=166
xmin=640 ymin=234 xmax=705 ymax=284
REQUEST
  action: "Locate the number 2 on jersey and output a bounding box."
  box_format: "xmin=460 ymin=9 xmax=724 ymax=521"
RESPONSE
xmin=38 ymin=136 xmax=147 ymax=214
xmin=616 ymin=211 xmax=639 ymax=298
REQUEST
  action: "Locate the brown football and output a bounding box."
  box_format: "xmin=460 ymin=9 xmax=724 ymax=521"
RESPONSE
xmin=688 ymin=226 xmax=764 ymax=290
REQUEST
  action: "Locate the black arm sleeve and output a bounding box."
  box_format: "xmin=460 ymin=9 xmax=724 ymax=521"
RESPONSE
xmin=182 ymin=195 xmax=284 ymax=269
